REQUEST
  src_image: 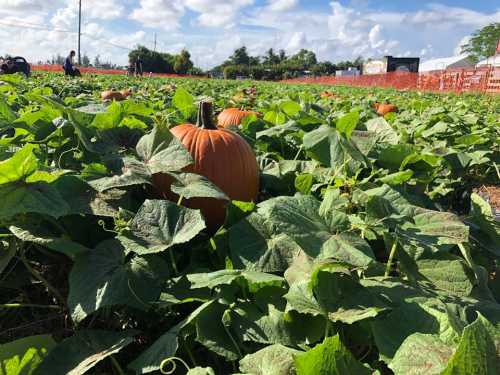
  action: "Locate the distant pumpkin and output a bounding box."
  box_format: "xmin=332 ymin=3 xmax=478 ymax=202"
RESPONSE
xmin=376 ymin=103 xmax=397 ymax=116
xmin=217 ymin=108 xmax=260 ymax=128
xmin=101 ymin=90 xmax=128 ymax=101
xmin=320 ymin=91 xmax=336 ymax=98
xmin=153 ymin=101 xmax=259 ymax=231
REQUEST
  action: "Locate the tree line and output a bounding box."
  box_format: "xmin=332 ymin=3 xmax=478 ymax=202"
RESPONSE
xmin=213 ymin=46 xmax=363 ymax=80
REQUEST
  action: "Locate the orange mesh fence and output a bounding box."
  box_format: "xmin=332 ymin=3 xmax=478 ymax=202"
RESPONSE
xmin=283 ymin=67 xmax=500 ymax=94
xmin=31 ymin=64 xmax=201 ymax=79
xmin=283 ymin=71 xmax=418 ymax=90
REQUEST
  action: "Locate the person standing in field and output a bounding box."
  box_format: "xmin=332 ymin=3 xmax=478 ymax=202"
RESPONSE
xmin=63 ymin=50 xmax=81 ymax=77
xmin=135 ymin=56 xmax=143 ymax=77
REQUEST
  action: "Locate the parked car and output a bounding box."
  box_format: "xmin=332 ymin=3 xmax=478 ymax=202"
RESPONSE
xmin=0 ymin=56 xmax=31 ymax=77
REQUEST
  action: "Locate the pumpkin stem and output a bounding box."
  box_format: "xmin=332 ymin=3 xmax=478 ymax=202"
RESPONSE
xmin=196 ymin=101 xmax=217 ymax=130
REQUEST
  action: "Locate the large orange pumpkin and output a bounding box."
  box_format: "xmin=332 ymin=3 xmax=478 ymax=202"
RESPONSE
xmin=153 ymin=101 xmax=259 ymax=231
xmin=217 ymin=108 xmax=260 ymax=128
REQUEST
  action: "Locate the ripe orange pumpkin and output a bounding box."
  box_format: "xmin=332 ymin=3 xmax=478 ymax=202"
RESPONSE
xmin=153 ymin=101 xmax=259 ymax=230
xmin=217 ymin=108 xmax=260 ymax=128
xmin=376 ymin=103 xmax=397 ymax=116
xmin=101 ymin=90 xmax=127 ymax=101
xmin=320 ymin=91 xmax=336 ymax=98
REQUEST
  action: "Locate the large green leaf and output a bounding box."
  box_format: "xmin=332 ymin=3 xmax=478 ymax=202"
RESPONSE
xmin=136 ymin=124 xmax=192 ymax=174
xmin=184 ymin=269 xmax=284 ymax=293
xmin=231 ymin=302 xmax=325 ymax=347
xmin=128 ymin=322 xmax=183 ymax=374
xmin=441 ymin=314 xmax=498 ymax=375
xmin=170 ymin=172 xmax=229 ymax=201
xmin=309 ymin=263 xmax=387 ymax=324
xmin=336 ymin=110 xmax=359 ymax=139
xmin=172 ymin=87 xmax=195 ymax=118
xmin=9 ymin=223 xmax=90 ymax=258
xmin=365 ymin=117 xmax=399 ymax=145
xmin=416 ymin=255 xmax=475 ymax=297
xmin=0 ymin=96 xmax=17 ymax=125
xmin=319 ymin=233 xmax=379 ymax=270
xmin=371 ymin=298 xmax=465 ymax=361
xmin=239 ymin=344 xmax=301 ymax=375
xmin=302 ymin=125 xmax=366 ymax=170
xmin=0 ymin=181 xmax=70 ymax=220
xmin=294 ymin=335 xmax=370 ymax=375
xmin=68 ymin=239 xmax=168 ymax=322
xmin=389 ymin=333 xmax=453 ymax=375
xmin=88 ymin=157 xmax=151 ymax=192
xmin=118 ymin=199 xmax=206 ymax=255
xmin=33 ymin=330 xmax=135 ymax=375
xmin=194 ymin=300 xmax=241 ymax=360
xmin=228 ymin=195 xmax=335 ymax=272
xmin=0 ymin=335 xmax=56 ymax=375
xmin=0 ymin=144 xmax=38 ymax=184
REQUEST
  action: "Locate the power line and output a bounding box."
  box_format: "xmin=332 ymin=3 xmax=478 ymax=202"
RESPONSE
xmin=78 ymin=0 xmax=82 ymax=64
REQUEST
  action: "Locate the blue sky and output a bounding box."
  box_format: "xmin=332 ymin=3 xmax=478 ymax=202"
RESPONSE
xmin=1 ymin=1 xmax=499 ymax=68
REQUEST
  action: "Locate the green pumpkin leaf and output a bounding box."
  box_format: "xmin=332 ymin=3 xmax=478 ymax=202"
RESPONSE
xmin=118 ymin=199 xmax=206 ymax=255
xmin=136 ymin=124 xmax=193 ymax=174
xmin=128 ymin=322 xmax=183 ymax=374
xmin=239 ymin=344 xmax=301 ymax=375
xmin=68 ymin=239 xmax=168 ymax=322
xmin=336 ymin=110 xmax=359 ymax=139
xmin=294 ymin=334 xmax=370 ymax=375
xmin=172 ymin=87 xmax=195 ymax=118
xmin=389 ymin=333 xmax=453 ymax=375
xmin=0 ymin=334 xmax=56 ymax=375
xmin=441 ymin=314 xmax=498 ymax=375
xmin=33 ymin=330 xmax=136 ymax=375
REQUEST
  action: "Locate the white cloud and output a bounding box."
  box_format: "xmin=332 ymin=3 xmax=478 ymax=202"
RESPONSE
xmin=265 ymin=0 xmax=298 ymax=12
xmin=286 ymin=31 xmax=307 ymax=52
xmin=185 ymin=0 xmax=254 ymax=28
xmin=368 ymin=24 xmax=385 ymax=49
xmin=454 ymin=35 xmax=471 ymax=56
xmin=129 ymin=0 xmax=185 ymax=30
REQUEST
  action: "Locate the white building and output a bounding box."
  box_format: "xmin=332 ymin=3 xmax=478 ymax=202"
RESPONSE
xmin=419 ymin=55 xmax=474 ymax=72
xmin=476 ymin=55 xmax=500 ymax=68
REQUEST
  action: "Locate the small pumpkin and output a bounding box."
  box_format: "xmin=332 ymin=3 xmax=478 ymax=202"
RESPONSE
xmin=320 ymin=91 xmax=336 ymax=98
xmin=376 ymin=103 xmax=397 ymax=116
xmin=217 ymin=108 xmax=260 ymax=128
xmin=153 ymin=101 xmax=259 ymax=231
xmin=101 ymin=90 xmax=126 ymax=101
xmin=372 ymin=102 xmax=397 ymax=115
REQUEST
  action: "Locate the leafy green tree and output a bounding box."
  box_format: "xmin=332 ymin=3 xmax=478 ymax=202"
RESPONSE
xmin=174 ymin=49 xmax=194 ymax=74
xmin=287 ymin=49 xmax=317 ymax=69
xmin=263 ymin=48 xmax=280 ymax=65
xmin=249 ymin=56 xmax=261 ymax=66
xmin=93 ymin=55 xmax=101 ymax=68
xmin=461 ymin=23 xmax=500 ymax=62
xmin=278 ymin=49 xmax=287 ymax=63
xmin=227 ymin=46 xmax=250 ymax=65
xmin=128 ymin=45 xmax=174 ymax=73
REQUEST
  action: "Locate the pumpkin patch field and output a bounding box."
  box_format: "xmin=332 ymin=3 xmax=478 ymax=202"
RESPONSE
xmin=0 ymin=72 xmax=499 ymax=374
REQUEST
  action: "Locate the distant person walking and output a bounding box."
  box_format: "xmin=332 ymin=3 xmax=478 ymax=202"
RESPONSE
xmin=135 ymin=56 xmax=143 ymax=77
xmin=63 ymin=50 xmax=81 ymax=77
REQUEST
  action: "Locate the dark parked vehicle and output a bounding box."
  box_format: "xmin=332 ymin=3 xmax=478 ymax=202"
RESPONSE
xmin=0 ymin=56 xmax=31 ymax=77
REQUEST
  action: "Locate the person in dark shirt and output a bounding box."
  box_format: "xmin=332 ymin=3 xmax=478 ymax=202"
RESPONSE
xmin=63 ymin=50 xmax=80 ymax=77
xmin=135 ymin=56 xmax=143 ymax=77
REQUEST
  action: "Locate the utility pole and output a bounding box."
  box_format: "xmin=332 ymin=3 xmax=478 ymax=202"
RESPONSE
xmin=153 ymin=32 xmax=157 ymax=52
xmin=78 ymin=0 xmax=82 ymax=64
